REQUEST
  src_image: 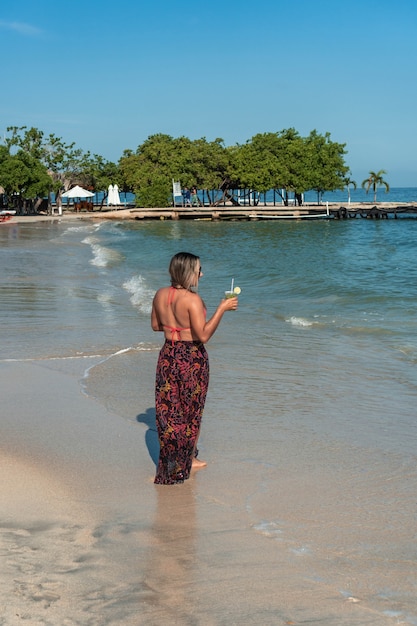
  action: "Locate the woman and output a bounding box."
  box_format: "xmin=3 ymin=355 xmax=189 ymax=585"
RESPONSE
xmin=151 ymin=252 xmax=238 ymax=485
xmin=191 ymin=186 xmax=199 ymax=207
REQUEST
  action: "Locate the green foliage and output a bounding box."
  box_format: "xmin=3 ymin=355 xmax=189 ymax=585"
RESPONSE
xmin=230 ymin=129 xmax=348 ymax=204
xmin=305 ymin=130 xmax=349 ymax=202
xmin=120 ymin=134 xmax=176 ymax=207
xmin=137 ymin=175 xmax=173 ymax=207
xmin=344 ymin=175 xmax=357 ymax=203
xmin=1 ymin=124 xmax=354 ymax=209
xmin=0 ymin=148 xmax=50 ymax=197
xmin=78 ymin=154 xmax=119 ymax=198
xmin=119 ymin=134 xmax=231 ymax=207
xmin=1 ymin=126 xmax=119 ymax=210
xmin=361 ymin=170 xmax=389 ymax=202
xmin=231 ymin=132 xmax=288 ymax=193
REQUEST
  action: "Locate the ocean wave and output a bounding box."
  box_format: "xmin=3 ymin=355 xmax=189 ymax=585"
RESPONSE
xmin=63 ymin=224 xmax=99 ymax=234
xmin=395 ymin=343 xmax=417 ymax=364
xmin=90 ymin=243 xmax=124 ymax=267
xmin=286 ymin=316 xmax=314 ymax=327
xmin=0 ymin=342 xmax=158 ymax=363
xmin=123 ymin=275 xmax=155 ymax=314
xmin=82 ymin=235 xmax=100 ymax=244
xmin=81 ymin=234 xmax=124 ymax=267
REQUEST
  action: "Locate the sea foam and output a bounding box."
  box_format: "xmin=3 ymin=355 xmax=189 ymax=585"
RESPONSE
xmin=82 ymin=235 xmax=124 ymax=267
xmin=123 ymin=275 xmax=154 ymax=314
xmin=287 ymin=316 xmax=314 ymax=327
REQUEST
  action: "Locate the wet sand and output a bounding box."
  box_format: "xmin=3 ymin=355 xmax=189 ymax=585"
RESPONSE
xmin=1 ymin=358 xmax=154 ymax=624
xmin=1 ymin=356 xmax=415 ymax=624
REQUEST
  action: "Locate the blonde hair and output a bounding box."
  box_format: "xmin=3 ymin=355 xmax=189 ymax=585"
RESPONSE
xmin=169 ymin=252 xmax=200 ymax=290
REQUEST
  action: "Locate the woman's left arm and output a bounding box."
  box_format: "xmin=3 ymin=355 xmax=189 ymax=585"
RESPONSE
xmin=188 ymin=294 xmax=237 ymax=343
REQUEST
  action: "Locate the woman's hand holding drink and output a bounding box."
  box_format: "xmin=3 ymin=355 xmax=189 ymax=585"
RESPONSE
xmin=223 ymin=285 xmax=241 ymax=310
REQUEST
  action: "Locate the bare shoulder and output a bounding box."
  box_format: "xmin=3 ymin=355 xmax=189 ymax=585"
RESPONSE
xmin=186 ymin=291 xmax=204 ymax=310
xmin=153 ymin=286 xmax=169 ymax=301
xmin=153 ymin=288 xmax=170 ymax=314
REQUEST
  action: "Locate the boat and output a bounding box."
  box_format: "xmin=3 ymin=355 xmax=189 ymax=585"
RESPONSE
xmin=0 ymin=210 xmax=16 ymax=223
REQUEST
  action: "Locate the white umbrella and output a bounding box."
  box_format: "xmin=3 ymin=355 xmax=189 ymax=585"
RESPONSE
xmin=108 ymin=183 xmax=120 ymax=206
xmin=62 ymin=185 xmax=94 ymax=198
xmin=107 ymin=184 xmax=114 ymax=206
xmin=113 ymin=184 xmax=120 ymax=205
xmin=62 ymin=185 xmax=94 ymax=212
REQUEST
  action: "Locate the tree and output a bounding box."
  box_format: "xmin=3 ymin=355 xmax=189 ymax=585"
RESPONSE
xmin=230 ymin=129 xmax=349 ymax=206
xmin=3 ymin=126 xmax=52 ymax=210
xmin=5 ymin=126 xmax=44 ymax=160
xmin=279 ymin=129 xmax=312 ymax=204
xmin=119 ymin=134 xmax=231 ymax=207
xmin=361 ymin=170 xmax=389 ymax=202
xmin=185 ymin=137 xmax=231 ymax=206
xmin=0 ymin=147 xmax=50 ymax=211
xmin=232 ymin=132 xmax=285 ymax=194
xmin=306 ymin=130 xmax=349 ymax=204
xmin=231 ymin=129 xmax=308 ymax=205
xmin=3 ymin=126 xmax=117 ymax=212
xmin=344 ymin=175 xmax=357 ymax=204
xmin=2 ymin=124 xmax=355 ymax=209
xmin=4 ymin=126 xmax=87 ymax=211
xmin=119 ymin=134 xmax=178 ymax=207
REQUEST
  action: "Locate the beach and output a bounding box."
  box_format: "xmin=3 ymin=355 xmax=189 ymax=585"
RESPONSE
xmin=1 ymin=215 xmax=417 ymax=624
xmin=4 ymin=358 xmax=416 ymax=625
xmin=3 ymin=357 xmax=416 ymax=625
xmin=1 ymin=358 xmax=154 ymax=623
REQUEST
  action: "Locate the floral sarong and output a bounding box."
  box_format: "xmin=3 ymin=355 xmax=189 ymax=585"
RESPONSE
xmin=154 ymin=340 xmax=209 ymax=485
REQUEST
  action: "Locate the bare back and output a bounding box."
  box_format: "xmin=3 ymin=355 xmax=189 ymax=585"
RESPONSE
xmin=151 ymin=286 xmax=205 ymax=342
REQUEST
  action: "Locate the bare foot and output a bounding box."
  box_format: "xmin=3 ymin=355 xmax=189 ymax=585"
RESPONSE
xmin=192 ymin=457 xmax=207 ymax=469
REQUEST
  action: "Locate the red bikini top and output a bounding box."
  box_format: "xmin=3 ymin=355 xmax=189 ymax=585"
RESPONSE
xmin=163 ymin=286 xmax=191 ymax=343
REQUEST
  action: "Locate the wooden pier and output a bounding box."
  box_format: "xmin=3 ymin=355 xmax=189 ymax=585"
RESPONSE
xmin=121 ymin=203 xmax=417 ymax=222
xmin=327 ymin=204 xmax=417 ymax=219
xmin=7 ymin=203 xmax=417 ymax=223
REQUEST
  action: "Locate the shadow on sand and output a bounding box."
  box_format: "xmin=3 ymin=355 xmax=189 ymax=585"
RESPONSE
xmin=136 ymin=408 xmax=159 ymax=466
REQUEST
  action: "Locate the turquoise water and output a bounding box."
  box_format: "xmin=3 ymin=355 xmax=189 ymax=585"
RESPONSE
xmin=1 ymin=216 xmax=417 ymax=623
xmin=1 ymin=218 xmax=417 ymax=450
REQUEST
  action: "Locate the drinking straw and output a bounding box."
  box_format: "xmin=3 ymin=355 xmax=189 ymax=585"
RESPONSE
xmin=231 ymin=278 xmax=234 ymax=293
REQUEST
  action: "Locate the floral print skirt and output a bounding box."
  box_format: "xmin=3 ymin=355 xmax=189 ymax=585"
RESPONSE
xmin=154 ymin=340 xmax=209 ymax=485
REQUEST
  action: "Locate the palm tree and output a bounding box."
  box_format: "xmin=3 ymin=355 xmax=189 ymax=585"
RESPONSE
xmin=361 ymin=170 xmax=390 ymax=203
xmin=344 ymin=175 xmax=357 ymax=204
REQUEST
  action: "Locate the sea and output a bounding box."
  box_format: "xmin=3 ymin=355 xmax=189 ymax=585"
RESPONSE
xmin=1 ymin=192 xmax=417 ymax=624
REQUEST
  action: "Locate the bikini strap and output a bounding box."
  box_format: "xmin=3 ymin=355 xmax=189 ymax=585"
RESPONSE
xmin=167 ymin=285 xmax=176 ymax=305
xmin=165 ymin=287 xmax=190 ymax=344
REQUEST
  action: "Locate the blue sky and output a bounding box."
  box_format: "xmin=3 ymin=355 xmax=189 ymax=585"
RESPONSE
xmin=1 ymin=0 xmax=417 ymax=186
